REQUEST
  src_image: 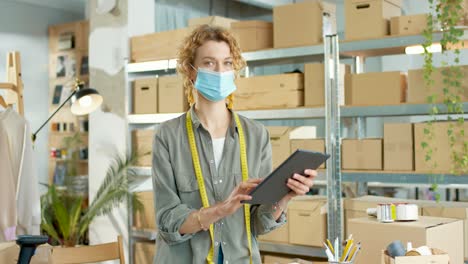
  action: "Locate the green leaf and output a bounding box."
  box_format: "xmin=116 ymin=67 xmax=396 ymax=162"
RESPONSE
xmin=50 ymin=186 xmax=70 ymax=239
xmin=421 ymin=142 xmax=429 ymax=149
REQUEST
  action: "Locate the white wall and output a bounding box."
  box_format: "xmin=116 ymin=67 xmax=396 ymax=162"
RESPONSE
xmin=0 ymin=0 xmax=84 ymax=186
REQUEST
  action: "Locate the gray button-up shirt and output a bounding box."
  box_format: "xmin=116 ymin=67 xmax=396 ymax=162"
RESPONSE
xmin=152 ymin=107 xmax=286 ymax=264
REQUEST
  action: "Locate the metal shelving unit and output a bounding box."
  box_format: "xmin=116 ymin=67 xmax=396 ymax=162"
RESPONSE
xmin=125 ymin=30 xmax=468 ymax=262
xmin=127 ymin=103 xmax=468 ymax=124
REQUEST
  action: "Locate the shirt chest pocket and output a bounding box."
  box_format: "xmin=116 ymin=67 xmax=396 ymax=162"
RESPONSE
xmin=176 ymin=174 xmax=202 ymax=209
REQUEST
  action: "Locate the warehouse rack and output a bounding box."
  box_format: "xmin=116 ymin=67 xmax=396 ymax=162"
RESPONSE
xmin=125 ymin=29 xmax=468 ymax=262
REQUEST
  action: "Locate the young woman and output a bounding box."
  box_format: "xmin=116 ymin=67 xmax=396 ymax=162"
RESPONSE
xmin=152 ymin=25 xmax=317 ymax=264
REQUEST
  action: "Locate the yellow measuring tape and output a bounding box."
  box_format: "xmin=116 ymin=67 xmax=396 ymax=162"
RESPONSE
xmin=186 ymin=111 xmax=252 ymax=264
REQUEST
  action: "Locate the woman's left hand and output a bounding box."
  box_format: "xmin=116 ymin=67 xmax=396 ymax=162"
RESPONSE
xmin=286 ymin=169 xmax=317 ymax=198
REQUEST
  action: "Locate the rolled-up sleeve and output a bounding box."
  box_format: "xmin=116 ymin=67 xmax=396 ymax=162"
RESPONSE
xmin=251 ymin=127 xmax=287 ymax=236
xmin=152 ymin=125 xmax=195 ymax=245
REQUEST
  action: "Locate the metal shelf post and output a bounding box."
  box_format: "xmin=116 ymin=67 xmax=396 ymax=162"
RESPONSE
xmin=324 ymin=34 xmax=343 ymax=246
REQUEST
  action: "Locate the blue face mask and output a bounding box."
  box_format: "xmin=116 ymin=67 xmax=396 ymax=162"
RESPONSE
xmin=192 ymin=67 xmax=237 ymax=102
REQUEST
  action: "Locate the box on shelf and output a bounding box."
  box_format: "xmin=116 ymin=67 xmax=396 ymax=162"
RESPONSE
xmin=133 ymin=78 xmax=158 ymax=114
xmin=349 ymin=216 xmax=463 ymax=264
xmin=384 ymin=123 xmax=414 ymax=171
xmin=414 ymin=121 xmax=468 ymax=173
xmin=381 ymin=249 xmax=449 ymax=264
xmin=231 ymin=20 xmax=273 ymax=52
xmin=422 ymin=201 xmax=468 ymax=259
xmin=131 ymin=28 xmax=189 ymax=62
xmin=304 ymin=63 xmax=350 ymax=107
xmin=345 ymin=71 xmax=407 ymax=106
xmin=49 ymin=20 xmax=89 ymax=52
xmin=134 ymin=242 xmax=156 ymax=264
xmin=132 ymin=130 xmax=155 ymax=167
xmin=345 ymin=0 xmax=402 ymax=40
xmin=133 ymin=191 xmax=156 ymax=230
xmin=266 ymin=126 xmax=293 ymax=169
xmin=234 ymin=73 xmax=304 ymax=110
xmin=289 ymin=126 xmax=324 ymax=169
xmin=258 ymin=221 xmax=289 ymax=244
xmin=273 ymin=1 xmax=336 ymax=48
xmin=390 ymin=14 xmax=428 ymax=36
xmin=188 ymin=16 xmax=237 ymax=29
xmin=407 ymin=65 xmax=468 ymax=104
xmin=158 ymin=75 xmax=188 ymax=113
xmin=342 ymin=139 xmax=383 ymax=170
xmin=288 ymin=196 xmax=327 ymax=247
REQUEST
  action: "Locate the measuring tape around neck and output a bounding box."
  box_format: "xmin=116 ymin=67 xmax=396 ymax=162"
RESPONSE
xmin=186 ymin=110 xmax=252 ymax=264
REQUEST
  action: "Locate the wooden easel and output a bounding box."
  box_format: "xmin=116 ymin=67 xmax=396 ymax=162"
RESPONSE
xmin=0 ymin=51 xmax=24 ymax=116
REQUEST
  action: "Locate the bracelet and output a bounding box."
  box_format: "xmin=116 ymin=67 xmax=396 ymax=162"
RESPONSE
xmin=198 ymin=207 xmax=208 ymax=231
xmin=273 ymin=202 xmax=284 ymax=212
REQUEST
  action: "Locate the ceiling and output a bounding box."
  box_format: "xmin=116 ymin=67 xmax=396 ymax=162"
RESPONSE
xmin=10 ymin=0 xmax=86 ymax=15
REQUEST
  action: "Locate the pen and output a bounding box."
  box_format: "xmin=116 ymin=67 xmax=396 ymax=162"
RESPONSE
xmin=326 ymin=239 xmax=335 ymax=255
xmin=334 ymin=237 xmax=339 ymax=261
xmin=340 ymin=239 xmax=353 ymax=262
xmin=324 ymin=245 xmax=335 ymax=261
xmin=350 ymin=242 xmax=361 ymax=262
xmin=346 ymin=244 xmax=358 ymax=262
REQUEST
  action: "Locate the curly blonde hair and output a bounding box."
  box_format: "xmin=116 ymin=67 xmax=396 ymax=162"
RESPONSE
xmin=176 ymin=24 xmax=246 ymax=109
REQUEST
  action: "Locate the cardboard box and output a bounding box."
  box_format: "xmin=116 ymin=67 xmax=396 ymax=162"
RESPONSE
xmin=235 ymin=73 xmax=304 ymax=110
xmin=158 ymin=75 xmax=188 ymax=113
xmin=390 ymin=14 xmax=428 ymax=36
xmin=346 ymin=72 xmax=407 ymax=106
xmin=304 ymin=63 xmax=350 ymax=107
xmin=133 ymin=78 xmax=158 ymax=114
xmin=131 ymin=28 xmax=189 ymax=62
xmin=258 ymin=221 xmax=289 ymax=244
xmin=345 ymin=0 xmax=402 ymax=40
xmin=381 ymin=249 xmax=449 ymax=264
xmin=289 ymin=196 xmax=327 ymax=247
xmin=342 ymin=139 xmax=383 ymax=170
xmin=414 ymin=122 xmax=468 ymax=173
xmin=132 ymin=130 xmax=155 ymax=167
xmin=349 ymin=216 xmax=463 ymax=264
xmin=343 ymin=196 xmax=432 ymax=235
xmin=188 ymin=16 xmax=237 ymax=29
xmin=407 ymin=66 xmax=468 ymax=104
xmin=384 ymin=123 xmax=414 ymax=171
xmin=263 ymin=255 xmax=315 ymax=264
xmin=273 ymin=1 xmax=336 ymax=48
xmin=266 ymin=126 xmax=292 ymax=169
xmin=134 ymin=242 xmax=156 ymax=264
xmin=263 ymin=254 xmax=293 ymax=264
xmin=133 ymin=191 xmax=156 ymax=230
xmin=422 ymin=201 xmax=468 ymax=259
xmin=231 ymin=20 xmax=273 ymax=52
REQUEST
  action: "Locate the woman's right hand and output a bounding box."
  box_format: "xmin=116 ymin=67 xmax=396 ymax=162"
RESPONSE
xmin=218 ymin=178 xmax=262 ymax=217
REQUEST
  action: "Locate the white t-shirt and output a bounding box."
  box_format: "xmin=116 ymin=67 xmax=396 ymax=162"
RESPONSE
xmin=212 ymin=137 xmax=225 ymax=170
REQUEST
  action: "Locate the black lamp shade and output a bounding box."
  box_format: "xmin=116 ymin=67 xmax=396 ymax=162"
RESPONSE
xmin=70 ymin=87 xmax=103 ymax=115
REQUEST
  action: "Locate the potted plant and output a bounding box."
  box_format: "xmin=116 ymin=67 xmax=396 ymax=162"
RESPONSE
xmin=41 ymin=152 xmax=145 ymax=246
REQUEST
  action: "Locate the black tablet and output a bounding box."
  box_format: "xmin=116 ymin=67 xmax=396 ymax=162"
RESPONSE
xmin=243 ymin=149 xmax=330 ymax=205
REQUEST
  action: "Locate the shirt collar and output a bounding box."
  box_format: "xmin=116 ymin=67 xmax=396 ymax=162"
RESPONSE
xmin=188 ymin=104 xmax=238 ymax=135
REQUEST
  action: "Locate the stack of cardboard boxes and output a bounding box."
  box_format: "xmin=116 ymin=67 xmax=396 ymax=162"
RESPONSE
xmin=259 ymin=196 xmax=328 ymax=249
xmin=133 ymin=191 xmax=157 ymax=264
xmin=133 ymin=76 xmax=188 ymax=115
xmin=344 ymin=196 xmax=468 ymax=264
xmin=341 ymin=120 xmax=467 ymax=173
